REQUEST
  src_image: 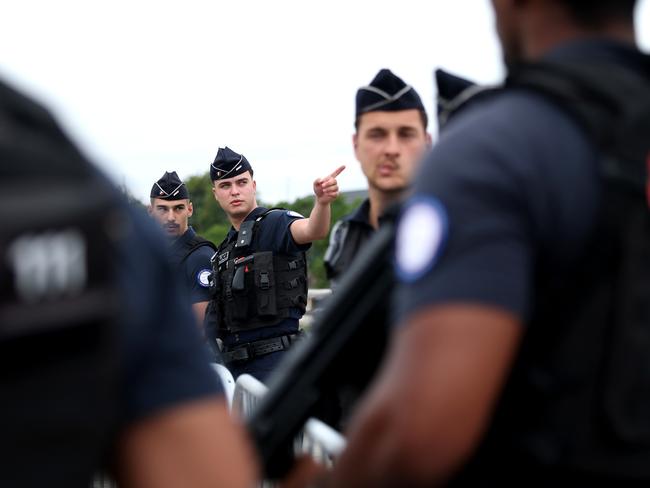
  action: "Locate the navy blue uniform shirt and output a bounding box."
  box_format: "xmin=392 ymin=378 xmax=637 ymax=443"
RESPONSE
xmin=119 ymin=208 xmax=223 ymax=422
xmin=169 ymin=227 xmax=214 ymax=305
xmin=343 ymin=198 xmax=373 ymax=229
xmin=393 ymin=40 xmax=650 ymax=486
xmin=393 ymin=41 xmax=626 ymax=325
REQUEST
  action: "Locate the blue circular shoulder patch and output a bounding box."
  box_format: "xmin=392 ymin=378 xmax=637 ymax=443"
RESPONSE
xmin=196 ymin=268 xmax=212 ymax=288
xmin=395 ymin=196 xmax=449 ymax=283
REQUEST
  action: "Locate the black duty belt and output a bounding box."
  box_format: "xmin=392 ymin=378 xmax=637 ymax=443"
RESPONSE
xmin=221 ymin=334 xmax=300 ymax=365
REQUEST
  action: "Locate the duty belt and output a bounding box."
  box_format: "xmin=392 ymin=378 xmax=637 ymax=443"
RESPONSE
xmin=221 ymin=334 xmax=300 ymax=365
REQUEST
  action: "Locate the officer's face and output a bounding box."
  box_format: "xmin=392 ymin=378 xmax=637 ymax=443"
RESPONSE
xmin=212 ymin=172 xmax=257 ymax=221
xmin=354 ymin=109 xmax=431 ymax=195
xmin=148 ymin=198 xmax=193 ymax=237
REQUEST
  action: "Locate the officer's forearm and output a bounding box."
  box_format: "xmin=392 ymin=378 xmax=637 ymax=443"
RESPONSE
xmin=191 ymin=302 xmax=209 ymax=332
xmin=291 ymin=201 xmax=331 ymax=244
xmin=329 ymin=305 xmax=523 ymax=486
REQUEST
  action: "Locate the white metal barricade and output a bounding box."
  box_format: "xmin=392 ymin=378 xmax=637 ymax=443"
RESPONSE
xmin=212 ymin=363 xmax=236 ymax=407
xmin=231 ymin=374 xmax=347 ymax=467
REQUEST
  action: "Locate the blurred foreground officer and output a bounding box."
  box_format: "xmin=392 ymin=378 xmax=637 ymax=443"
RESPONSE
xmin=324 ymin=69 xmax=431 ymax=287
xmin=0 ymin=81 xmax=257 ymax=487
xmin=149 ymin=171 xmax=216 ymax=326
xmin=324 ymin=0 xmax=650 ymax=486
xmin=205 ymin=147 xmax=344 ymax=381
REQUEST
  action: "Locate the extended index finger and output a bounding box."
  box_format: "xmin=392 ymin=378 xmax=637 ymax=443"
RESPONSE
xmin=329 ymin=165 xmax=346 ymax=178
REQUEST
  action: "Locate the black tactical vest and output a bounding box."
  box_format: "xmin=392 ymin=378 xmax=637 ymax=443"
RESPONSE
xmin=0 ymin=80 xmax=120 ymax=486
xmin=457 ymin=59 xmax=650 ymax=483
xmin=170 ymin=231 xmax=217 ymax=267
xmin=324 ymin=218 xmax=374 ymax=285
xmin=209 ymin=209 xmax=308 ymax=333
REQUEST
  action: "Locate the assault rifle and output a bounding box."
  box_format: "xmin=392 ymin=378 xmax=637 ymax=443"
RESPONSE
xmin=246 ymin=220 xmax=396 ymax=479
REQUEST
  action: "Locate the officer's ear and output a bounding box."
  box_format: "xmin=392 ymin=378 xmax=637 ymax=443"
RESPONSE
xmin=426 ymin=132 xmax=433 ymax=148
xmin=187 ymin=200 xmax=194 ymax=218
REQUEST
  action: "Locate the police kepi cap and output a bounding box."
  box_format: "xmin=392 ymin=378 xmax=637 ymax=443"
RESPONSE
xmin=356 ymin=69 xmax=425 ymax=116
xmin=435 ymin=68 xmax=476 ymax=116
xmin=210 ymin=146 xmax=253 ymax=181
xmin=434 ymin=68 xmax=494 ymax=129
xmin=150 ymin=171 xmax=189 ymax=200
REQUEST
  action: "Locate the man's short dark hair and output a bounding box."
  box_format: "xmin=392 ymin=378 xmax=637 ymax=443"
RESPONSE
xmin=354 ymin=109 xmax=429 ymax=132
xmin=558 ymin=0 xmax=637 ymax=27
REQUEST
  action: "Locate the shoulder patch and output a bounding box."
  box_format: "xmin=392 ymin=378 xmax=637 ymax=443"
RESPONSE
xmin=395 ymin=197 xmax=448 ymax=283
xmin=286 ymin=210 xmax=304 ymax=218
xmin=196 ymin=268 xmax=212 ymax=288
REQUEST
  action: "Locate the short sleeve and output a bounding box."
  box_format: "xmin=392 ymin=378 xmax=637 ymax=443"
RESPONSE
xmin=262 ymin=210 xmax=311 ymax=254
xmin=185 ymin=245 xmax=215 ymax=304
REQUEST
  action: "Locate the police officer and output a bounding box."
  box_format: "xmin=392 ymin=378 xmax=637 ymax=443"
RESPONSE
xmin=149 ymin=171 xmax=215 ymax=326
xmin=320 ymin=0 xmax=650 ymax=486
xmin=206 ymin=146 xmax=344 ymax=381
xmin=0 ymin=81 xmax=257 ymax=486
xmin=323 ymin=69 xmax=431 ymax=287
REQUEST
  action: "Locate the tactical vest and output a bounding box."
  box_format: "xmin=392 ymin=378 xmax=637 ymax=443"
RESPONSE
xmin=209 ymin=209 xmax=308 ymax=333
xmin=0 ymin=80 xmax=120 ymax=487
xmin=324 ymin=219 xmax=373 ymax=283
xmin=457 ymin=59 xmax=650 ymax=481
xmin=170 ymin=231 xmax=217 ymax=267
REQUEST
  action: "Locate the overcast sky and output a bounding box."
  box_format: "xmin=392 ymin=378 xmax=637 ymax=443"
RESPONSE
xmin=2 ymin=1 xmax=650 ymax=203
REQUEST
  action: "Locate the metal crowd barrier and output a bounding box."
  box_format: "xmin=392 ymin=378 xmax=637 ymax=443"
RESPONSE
xmin=212 ymin=362 xmax=236 ymax=405
xmin=92 ymin=288 xmax=337 ymax=487
xmin=231 ymin=373 xmax=347 ymax=467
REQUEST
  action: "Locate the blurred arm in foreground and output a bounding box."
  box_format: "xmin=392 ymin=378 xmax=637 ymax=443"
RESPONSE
xmin=0 ymin=77 xmax=258 ymax=487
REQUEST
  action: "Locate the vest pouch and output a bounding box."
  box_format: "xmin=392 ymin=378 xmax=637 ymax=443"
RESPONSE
xmin=274 ymin=255 xmax=308 ymax=315
xmin=221 ymin=264 xmax=250 ymax=324
xmin=252 ymin=251 xmax=277 ymax=318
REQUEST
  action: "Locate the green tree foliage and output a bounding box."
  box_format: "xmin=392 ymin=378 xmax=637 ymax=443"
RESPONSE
xmin=185 ymin=173 xmax=229 ymax=232
xmin=184 ymin=171 xmax=362 ymax=288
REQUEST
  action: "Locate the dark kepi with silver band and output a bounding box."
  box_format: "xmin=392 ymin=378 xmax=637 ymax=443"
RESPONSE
xmin=356 ymin=68 xmax=425 ymax=115
xmin=210 ymin=146 xmax=253 ymax=181
xmin=150 ymin=171 xmax=189 ymax=200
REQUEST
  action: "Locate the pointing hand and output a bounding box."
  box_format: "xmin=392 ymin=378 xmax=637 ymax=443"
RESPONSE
xmin=314 ymin=165 xmax=346 ymax=205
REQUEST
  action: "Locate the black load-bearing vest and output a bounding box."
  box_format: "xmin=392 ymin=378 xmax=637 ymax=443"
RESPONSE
xmin=170 ymin=232 xmax=217 ymax=267
xmin=0 ymin=81 xmax=121 ymax=486
xmin=457 ymin=59 xmax=650 ymax=481
xmin=210 ymin=209 xmax=308 ymax=333
xmin=324 ymin=212 xmax=374 ymax=285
